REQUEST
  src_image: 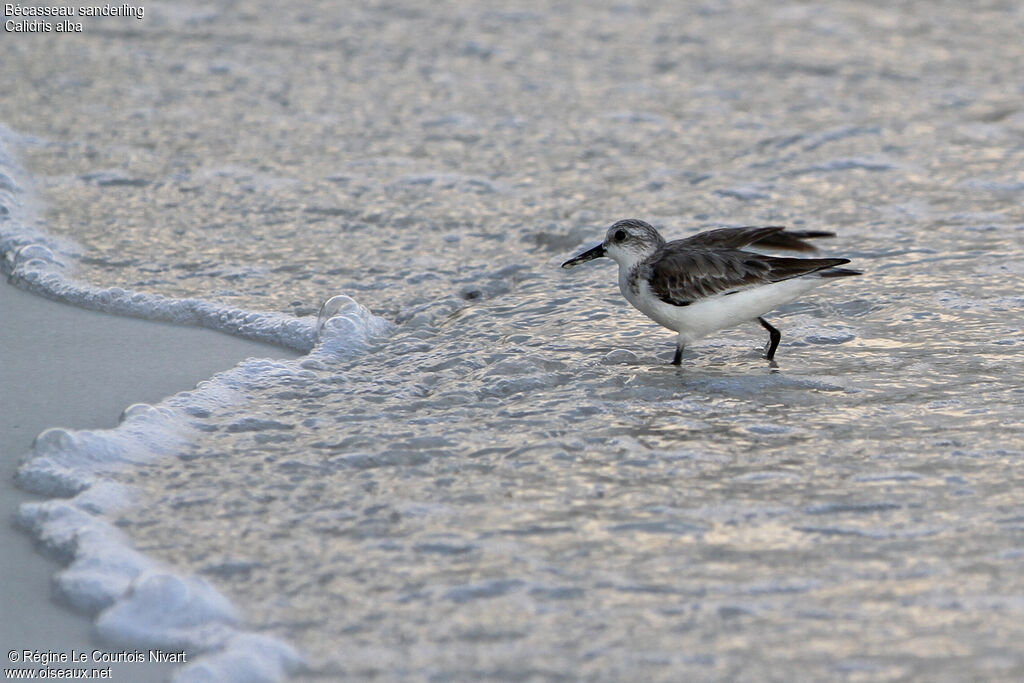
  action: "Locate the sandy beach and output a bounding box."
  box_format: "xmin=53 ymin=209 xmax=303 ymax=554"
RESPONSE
xmin=0 ymin=281 xmax=296 ymax=681
xmin=2 ymin=0 xmax=1022 ymax=679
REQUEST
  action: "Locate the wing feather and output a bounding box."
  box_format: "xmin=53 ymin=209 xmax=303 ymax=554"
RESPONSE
xmin=648 ymin=247 xmax=850 ymax=306
xmin=678 ymin=226 xmax=835 ymax=253
xmin=678 ymin=227 xmax=785 ymax=249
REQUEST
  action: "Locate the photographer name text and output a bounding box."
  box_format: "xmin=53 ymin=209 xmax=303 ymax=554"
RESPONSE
xmin=8 ymin=649 xmax=187 ymax=665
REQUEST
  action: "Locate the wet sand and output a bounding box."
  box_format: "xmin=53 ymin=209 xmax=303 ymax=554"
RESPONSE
xmin=0 ymin=281 xmax=297 ymax=681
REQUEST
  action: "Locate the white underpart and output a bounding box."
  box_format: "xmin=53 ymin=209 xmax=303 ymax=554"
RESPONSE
xmin=606 ymin=240 xmax=832 ymax=347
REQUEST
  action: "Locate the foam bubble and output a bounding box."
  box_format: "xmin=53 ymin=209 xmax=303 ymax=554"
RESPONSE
xmin=96 ymin=572 xmax=239 ymax=651
xmin=2 ymin=131 xmax=316 ymax=675
xmin=19 ymin=410 xmax=188 ymax=497
xmin=13 ymin=242 xmax=57 ymax=265
xmin=314 ymin=294 xmax=395 ymax=358
xmin=0 ymin=130 xmax=319 ymax=353
xmin=18 ymin=471 xmax=304 ymax=678
xmin=172 ymin=634 xmax=305 ymax=683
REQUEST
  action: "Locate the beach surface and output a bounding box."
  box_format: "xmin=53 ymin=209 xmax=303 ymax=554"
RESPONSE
xmin=2 ymin=0 xmax=1022 ymax=679
xmin=1 ymin=280 xmax=296 ymax=680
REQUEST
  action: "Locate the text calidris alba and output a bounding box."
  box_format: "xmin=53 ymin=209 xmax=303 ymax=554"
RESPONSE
xmin=562 ymin=219 xmax=861 ymax=364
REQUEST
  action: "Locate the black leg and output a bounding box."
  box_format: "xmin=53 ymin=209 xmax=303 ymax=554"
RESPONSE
xmin=758 ymin=317 xmax=781 ymax=361
xmin=672 ymin=344 xmax=683 ymax=365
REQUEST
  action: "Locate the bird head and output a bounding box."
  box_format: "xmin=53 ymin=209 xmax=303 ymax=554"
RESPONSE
xmin=561 ymin=219 xmax=665 ymax=270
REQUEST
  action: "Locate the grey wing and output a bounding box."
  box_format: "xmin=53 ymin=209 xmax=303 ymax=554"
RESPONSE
xmin=678 ymin=227 xmax=786 ymax=250
xmin=649 ymin=248 xmax=851 ymax=306
xmin=680 ymin=226 xmax=835 ymax=252
xmin=648 ymin=249 xmax=773 ymax=305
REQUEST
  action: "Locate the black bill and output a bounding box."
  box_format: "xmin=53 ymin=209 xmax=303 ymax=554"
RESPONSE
xmin=561 ymin=243 xmax=606 ymax=269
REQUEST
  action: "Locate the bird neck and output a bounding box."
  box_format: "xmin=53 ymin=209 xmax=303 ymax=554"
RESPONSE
xmin=609 ymin=247 xmax=654 ymax=273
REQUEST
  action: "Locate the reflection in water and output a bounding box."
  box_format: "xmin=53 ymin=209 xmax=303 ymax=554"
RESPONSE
xmin=3 ymin=0 xmax=1023 ymax=679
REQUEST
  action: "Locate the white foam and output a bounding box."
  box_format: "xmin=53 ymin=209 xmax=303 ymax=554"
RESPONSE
xmin=17 ymin=496 xmax=153 ymax=613
xmin=0 ymin=127 xmax=81 ymax=277
xmin=12 ymin=323 xmax=388 ymax=612
xmin=8 ymin=291 xmax=392 ymax=679
xmin=0 ymin=128 xmax=315 ymax=353
xmin=18 ymin=406 xmax=188 ymax=497
xmin=96 ymin=572 xmax=240 ymax=650
xmin=313 ymin=294 xmax=396 ymax=358
xmin=172 ymin=634 xmax=306 ymax=683
xmin=15 ymin=382 xmax=314 ymax=679
xmin=2 ymin=129 xmax=403 ymax=681
xmin=10 ymin=361 xmax=320 ymax=680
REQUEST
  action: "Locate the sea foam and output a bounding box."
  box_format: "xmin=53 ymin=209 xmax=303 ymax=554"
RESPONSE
xmin=2 ymin=128 xmax=393 ymax=681
xmin=12 ymin=325 xmax=394 ymax=679
xmin=0 ymin=129 xmax=316 ymax=353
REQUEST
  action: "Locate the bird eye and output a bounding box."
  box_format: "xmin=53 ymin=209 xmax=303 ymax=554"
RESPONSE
xmin=614 ymin=229 xmax=626 ymax=242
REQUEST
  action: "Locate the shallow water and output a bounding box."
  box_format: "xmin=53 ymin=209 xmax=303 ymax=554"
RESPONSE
xmin=2 ymin=0 xmax=1023 ymax=680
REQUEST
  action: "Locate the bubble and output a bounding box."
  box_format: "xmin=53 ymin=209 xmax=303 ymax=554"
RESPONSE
xmin=602 ymin=349 xmax=639 ymax=364
xmin=14 ymin=243 xmax=54 ymax=263
xmin=32 ymin=427 xmax=75 ymax=452
xmin=316 ymin=295 xmax=359 ymax=336
xmin=120 ymin=403 xmax=159 ymax=423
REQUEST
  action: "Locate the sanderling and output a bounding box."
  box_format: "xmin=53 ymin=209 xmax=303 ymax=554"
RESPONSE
xmin=562 ymin=218 xmax=860 ymax=364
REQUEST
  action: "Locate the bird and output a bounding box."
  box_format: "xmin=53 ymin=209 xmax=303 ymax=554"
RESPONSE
xmin=561 ymin=218 xmax=861 ymax=364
